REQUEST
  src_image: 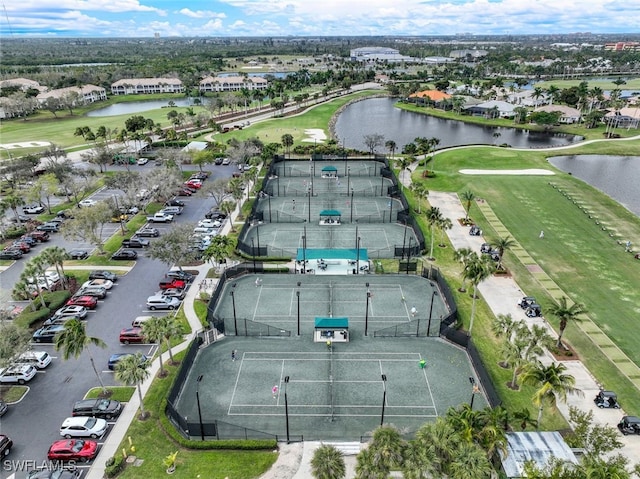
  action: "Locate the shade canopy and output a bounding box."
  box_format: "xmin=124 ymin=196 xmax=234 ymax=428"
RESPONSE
xmin=314 ymin=317 xmax=349 ymax=329
xmin=321 ymin=166 xmax=337 ymax=172
xmin=319 ymin=210 xmax=341 ymax=217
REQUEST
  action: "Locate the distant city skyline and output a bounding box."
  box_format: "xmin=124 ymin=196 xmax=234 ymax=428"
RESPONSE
xmin=2 ymin=1 xmax=639 ymax=38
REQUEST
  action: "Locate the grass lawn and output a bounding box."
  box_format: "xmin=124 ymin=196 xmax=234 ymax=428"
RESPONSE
xmin=408 ymin=140 xmax=640 ymax=418
xmin=113 ymin=351 xmax=278 ymax=479
xmin=85 ymin=387 xmax=135 ymax=402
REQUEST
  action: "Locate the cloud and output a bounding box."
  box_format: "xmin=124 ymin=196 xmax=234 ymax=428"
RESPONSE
xmin=178 ymin=8 xmax=226 ymax=19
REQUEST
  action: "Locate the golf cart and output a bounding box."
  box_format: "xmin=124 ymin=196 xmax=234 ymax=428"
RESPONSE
xmin=518 ymin=297 xmax=537 ymax=309
xmin=594 ymin=390 xmax=620 ymax=409
xmin=469 ymin=225 xmax=481 ymax=236
xmin=525 ymin=304 xmax=542 ymax=318
xmin=618 ymin=416 xmax=640 ymax=435
xmin=480 ymin=243 xmax=492 ymax=254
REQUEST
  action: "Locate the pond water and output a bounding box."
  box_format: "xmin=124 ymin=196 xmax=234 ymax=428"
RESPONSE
xmin=334 ymin=98 xmax=580 ymax=151
xmin=548 ymin=155 xmax=640 ymax=217
xmin=87 ymin=98 xmax=197 ymax=117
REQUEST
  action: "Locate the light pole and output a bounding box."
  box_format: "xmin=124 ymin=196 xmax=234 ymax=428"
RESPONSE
xmin=469 ymin=377 xmax=480 ymax=409
xmin=268 ymin=193 xmax=272 ymax=222
xmin=112 ymin=195 xmax=126 ymax=236
xmin=308 ymin=188 xmax=311 ymax=222
xmin=401 ymin=219 xmax=408 ymax=261
xmin=356 ymin=236 xmax=361 ymax=274
xmin=347 ymin=167 xmax=351 ymax=192
xmin=380 ymin=374 xmax=387 ymax=426
xmin=196 ymin=374 xmax=204 ymax=440
xmin=426 ymin=289 xmax=438 ymax=337
xmin=251 ymin=238 xmax=256 ymax=270
xmin=350 ymin=188 xmax=354 ymax=222
xmin=365 ymin=283 xmax=371 ymax=336
xmin=284 ymin=376 xmax=290 ymax=443
xmin=388 ymin=198 xmax=393 ymax=223
xmin=231 ymin=283 xmax=238 ymax=336
xmin=296 ymin=282 xmax=301 ymax=336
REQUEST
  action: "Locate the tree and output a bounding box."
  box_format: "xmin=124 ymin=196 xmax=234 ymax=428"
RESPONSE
xmin=146 ymin=223 xmax=200 ymax=272
xmin=41 ymin=246 xmax=70 ymax=290
xmin=141 ymin=317 xmax=168 ymax=377
xmin=219 ymin=201 xmax=237 ymax=231
xmin=200 ymin=178 xmax=231 ymax=207
xmin=158 ymin=315 xmax=183 ymax=365
xmin=115 ymin=352 xmax=151 ymax=419
xmin=528 ymin=111 xmax=561 ymax=131
xmin=462 ymin=253 xmax=495 ymax=334
xmin=409 ymin=182 xmax=428 ymax=214
xmin=54 ymin=318 xmax=108 ymax=393
xmin=437 ymin=217 xmax=452 ymax=247
xmin=203 ymin=235 xmax=235 ymax=266
xmin=311 ymin=444 xmax=346 ymax=479
xmin=1 ymin=195 xmax=25 ymax=224
xmin=460 ymin=190 xmax=475 ymax=222
xmin=367 ymin=426 xmax=405 ymax=474
xmin=363 ymin=133 xmax=384 ymax=156
xmin=512 ymin=407 xmax=538 ymax=431
xmin=384 ymin=140 xmax=397 ymax=158
xmin=453 ymin=247 xmax=475 ymax=292
xmin=565 ymin=406 xmax=623 ymax=458
xmin=425 ymin=206 xmax=443 ymax=260
xmin=547 ymin=296 xmax=586 ymax=349
xmin=0 ymin=321 xmax=32 ymax=368
xmin=62 ymin=202 xmax=113 ymax=253
xmin=518 ymin=361 xmax=581 ymax=426
xmin=493 ymin=235 xmax=516 ymax=270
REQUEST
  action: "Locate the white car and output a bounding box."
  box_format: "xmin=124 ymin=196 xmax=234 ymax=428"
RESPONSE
xmin=82 ymin=279 xmax=114 ymax=290
xmin=53 ymin=305 xmax=88 ymax=319
xmin=27 ymin=271 xmax=60 ymax=290
xmin=222 ymin=158 xmax=230 ymax=165
xmin=23 ymin=204 xmax=45 ymax=214
xmin=197 ymin=219 xmax=222 ymax=229
xmin=0 ymin=364 xmax=37 ymax=384
xmin=79 ymin=199 xmax=97 ymax=207
xmin=137 ymin=158 xmax=149 ymax=165
xmin=59 ymin=417 xmax=108 ymax=439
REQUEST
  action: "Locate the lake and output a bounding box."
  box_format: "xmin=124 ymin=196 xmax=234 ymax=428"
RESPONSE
xmin=87 ymin=98 xmax=197 ymax=117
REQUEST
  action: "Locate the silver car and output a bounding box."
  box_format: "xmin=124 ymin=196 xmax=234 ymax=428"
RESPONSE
xmin=59 ymin=416 xmax=107 ymax=439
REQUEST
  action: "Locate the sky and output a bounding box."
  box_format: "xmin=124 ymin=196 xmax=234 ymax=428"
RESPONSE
xmin=1 ymin=0 xmax=639 ymax=38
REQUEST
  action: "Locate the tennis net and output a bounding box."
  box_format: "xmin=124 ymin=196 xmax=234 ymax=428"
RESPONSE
xmin=329 ymin=343 xmax=335 ymax=421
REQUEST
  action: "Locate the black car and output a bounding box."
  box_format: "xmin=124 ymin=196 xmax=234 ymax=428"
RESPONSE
xmin=72 ymin=398 xmax=123 ymax=420
xmin=136 ymin=227 xmax=160 ymax=237
xmin=68 ymin=249 xmax=89 ymax=260
xmin=0 ymin=249 xmax=23 ymax=260
xmin=111 ymin=249 xmax=138 ymax=260
xmin=0 ymin=399 xmax=7 ymax=417
xmin=205 ymin=209 xmax=227 ymax=220
xmin=0 ymin=434 xmax=12 ymax=457
xmin=618 ymin=416 xmax=640 ymax=435
xmin=19 ymin=235 xmax=38 ymax=246
xmin=32 ymin=324 xmax=66 ymax=343
xmin=166 ymin=270 xmax=194 ymax=282
xmin=165 ymin=198 xmax=185 ymax=207
xmin=108 ymin=353 xmax=148 ymax=371
xmin=121 ymin=237 xmax=150 ymax=248
xmin=56 ymin=210 xmax=75 ymax=219
xmin=36 ymin=223 xmax=59 ymax=232
xmin=74 ymin=286 xmax=107 ymax=300
xmin=27 ymin=470 xmax=80 ymax=479
xmin=88 ymin=270 xmax=118 ymax=282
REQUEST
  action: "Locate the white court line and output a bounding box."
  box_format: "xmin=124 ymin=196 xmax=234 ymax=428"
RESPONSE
xmin=421 ymin=354 xmax=439 ymax=417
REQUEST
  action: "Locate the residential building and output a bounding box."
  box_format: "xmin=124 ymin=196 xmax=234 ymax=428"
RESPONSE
xmin=0 ymin=78 xmax=47 ymax=93
xmin=36 ymin=84 xmax=107 ymax=104
xmin=407 ymin=90 xmax=452 ymax=107
xmin=605 ymin=107 xmax=640 ymax=129
xmin=464 ymin=100 xmax=517 ymax=118
xmin=534 ymin=105 xmax=582 ymax=124
xmin=604 ymin=42 xmax=640 ymax=52
xmin=111 ymin=78 xmax=184 ymax=95
xmin=199 ymin=75 xmax=267 ymax=93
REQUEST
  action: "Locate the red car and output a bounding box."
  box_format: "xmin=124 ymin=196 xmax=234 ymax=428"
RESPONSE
xmin=175 ymin=188 xmax=193 ymax=196
xmin=66 ymin=295 xmax=98 ymax=309
xmin=47 ymin=439 xmax=98 ymax=462
xmin=158 ymin=278 xmax=186 ymax=290
xmin=119 ymin=327 xmax=145 ymax=344
xmin=184 ymin=180 xmax=202 ymax=189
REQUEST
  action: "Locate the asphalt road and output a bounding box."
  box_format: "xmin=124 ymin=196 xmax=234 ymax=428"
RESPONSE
xmin=0 ymin=163 xmax=236 ymax=479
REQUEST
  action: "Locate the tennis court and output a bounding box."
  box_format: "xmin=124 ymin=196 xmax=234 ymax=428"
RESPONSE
xmin=212 ymin=274 xmax=442 ymax=336
xmin=265 ymin=176 xmax=393 ymax=197
xmin=273 ymin=159 xmax=383 ymax=179
xmin=176 ymin=335 xmax=484 ymax=440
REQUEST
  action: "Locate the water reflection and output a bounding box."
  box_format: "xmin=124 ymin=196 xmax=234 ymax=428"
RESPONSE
xmin=334 ymin=97 xmax=579 ymax=151
xmin=87 ymin=98 xmax=197 ymax=117
xmin=548 ymin=155 xmax=640 ymax=216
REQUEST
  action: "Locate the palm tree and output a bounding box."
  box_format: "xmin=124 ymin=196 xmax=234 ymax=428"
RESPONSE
xmin=395 ymin=156 xmax=413 ymax=189
xmin=219 ymin=200 xmax=236 ymax=231
xmin=368 ymin=426 xmax=405 ymax=473
xmin=447 ymin=442 xmax=492 ymax=479
xmin=491 ymin=313 xmax=519 ymax=340
xmin=460 ymin=190 xmax=475 ymax=222
xmin=437 ymin=217 xmax=452 ymax=247
xmin=547 ymin=296 xmax=586 ymax=349
xmin=141 ymin=317 xmax=167 ymax=377
xmin=311 ymin=444 xmax=345 ymax=479
xmin=462 ymin=253 xmax=495 ymax=335
xmin=452 ymin=247 xmax=474 ymax=292
xmin=425 ymin=206 xmax=443 ymax=260
xmin=115 ymin=352 xmax=151 ymax=419
xmin=409 ymin=182 xmax=428 ymax=214
xmin=20 ymin=262 xmax=47 ymax=309
xmin=54 ymin=318 xmax=107 ymax=392
xmin=1 ymin=194 xmax=25 ymax=224
xmin=41 ymin=246 xmax=70 ymax=289
xmin=354 ymin=447 xmax=383 ymax=479
xmin=203 ymin=235 xmax=235 ymax=266
xmin=281 ymin=133 xmax=294 ymax=158
xmin=493 ymin=235 xmax=516 ymax=270
xmin=159 ymin=315 xmax=183 ymax=365
xmin=499 ymin=338 xmax=530 ymax=389
xmin=518 ymin=361 xmax=582 ymax=426
xmin=384 ymin=140 xmax=396 ymax=159
xmin=512 ymin=407 xmax=538 ymax=431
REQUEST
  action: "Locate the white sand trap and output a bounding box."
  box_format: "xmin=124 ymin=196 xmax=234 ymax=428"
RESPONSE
xmin=459 ymin=168 xmax=555 ymax=175
xmin=0 ymin=141 xmax=51 ymax=150
xmin=301 ymin=129 xmax=327 ymax=143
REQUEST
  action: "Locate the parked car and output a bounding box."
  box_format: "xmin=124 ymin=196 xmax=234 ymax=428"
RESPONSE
xmin=108 ymin=353 xmax=148 ymax=370
xmin=47 ymin=439 xmax=98 ymax=462
xmin=214 ymin=157 xmax=224 ymax=165
xmin=136 ymin=226 xmax=160 ymax=237
xmin=72 ymin=398 xmax=123 ymax=419
xmin=119 ymin=327 xmax=145 ymax=344
xmin=43 ymin=316 xmax=82 ymax=327
xmin=0 ymin=434 xmax=13 ymax=456
xmin=158 ymin=288 xmax=186 ymax=300
xmin=222 ymin=157 xmax=230 ymax=165
xmin=618 ymin=416 xmax=640 ymax=435
xmin=19 ymin=235 xmax=38 ymax=246
xmin=111 ymin=249 xmax=138 ymax=260
xmin=0 ymin=249 xmax=22 ymax=260
xmin=15 ymin=350 xmax=52 ymax=369
xmin=68 ymin=249 xmax=89 ymax=260
xmin=9 ymin=214 xmax=32 ymax=223
xmin=159 ymin=278 xmax=186 ymax=290
xmin=23 ymin=204 xmax=45 ymax=214
xmin=166 ymin=270 xmax=195 ymax=282
xmin=205 ymin=209 xmax=226 ymax=220
xmin=0 ymin=400 xmax=8 ymax=417
xmin=74 ymin=286 xmax=107 ymax=299
xmin=27 ymin=469 xmax=80 ymax=479
xmin=66 ymin=295 xmax=98 ymax=309
xmin=198 ymin=218 xmax=222 ymax=229
xmin=121 ymin=237 xmax=150 ymax=248
xmin=30 ymin=230 xmax=51 ymax=242
xmin=165 ymin=198 xmax=185 ymax=207
xmin=160 ymin=206 xmax=183 ymax=215
xmin=131 ymin=316 xmax=153 ymax=328
xmin=0 ymin=364 xmax=37 ymax=384
xmin=54 ymin=305 xmax=88 ymax=319
xmin=82 ymin=279 xmax=114 ymax=290
xmin=36 ymin=222 xmax=59 ymax=232
xmin=594 ymin=390 xmax=620 ymax=409
xmin=78 ymin=199 xmax=97 ymax=207
xmin=184 ymin=180 xmax=202 ymax=189
xmin=59 ymin=417 xmax=107 ymax=439
xmin=480 ymin=243 xmax=492 ymax=254
xmin=11 ymin=241 xmax=31 ymax=253
xmin=88 ymin=270 xmax=118 ymax=282
xmin=56 ymin=210 xmax=74 ymax=220
xmin=175 ymin=188 xmax=193 ymax=196
xmin=136 ymin=157 xmax=149 ymax=165
xmin=146 ymin=295 xmax=181 ymax=311
xmin=32 ymin=324 xmax=64 ymax=343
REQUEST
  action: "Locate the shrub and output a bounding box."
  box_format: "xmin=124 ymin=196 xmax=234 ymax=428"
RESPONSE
xmin=104 ymin=455 xmax=125 ymax=478
xmin=4 ymin=226 xmax=27 ymax=238
xmin=14 ymin=308 xmax=51 ymax=329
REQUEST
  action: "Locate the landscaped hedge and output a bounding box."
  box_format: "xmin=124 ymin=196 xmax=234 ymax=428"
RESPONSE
xmin=14 ymin=290 xmax=71 ymax=328
xmin=104 ymin=455 xmax=125 ymax=478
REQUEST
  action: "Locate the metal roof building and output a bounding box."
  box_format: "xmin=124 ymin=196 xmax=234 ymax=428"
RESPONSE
xmin=500 ymin=432 xmax=579 ymax=478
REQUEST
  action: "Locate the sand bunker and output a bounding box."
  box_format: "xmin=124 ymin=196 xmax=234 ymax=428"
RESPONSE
xmin=459 ymin=169 xmax=555 ymax=175
xmin=0 ymin=141 xmax=52 ymax=150
xmin=301 ymin=129 xmax=327 ymax=143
